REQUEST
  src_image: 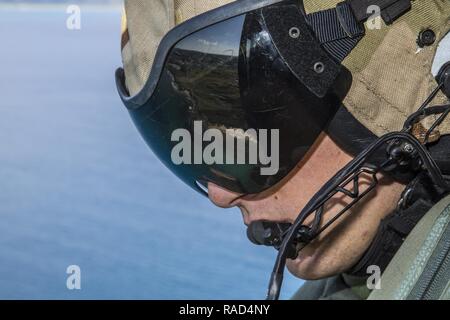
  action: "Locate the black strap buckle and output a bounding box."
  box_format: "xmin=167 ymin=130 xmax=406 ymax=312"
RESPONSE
xmin=347 ymin=0 xmax=412 ymax=25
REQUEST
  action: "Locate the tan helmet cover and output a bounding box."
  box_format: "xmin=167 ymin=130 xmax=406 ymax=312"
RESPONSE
xmin=121 ymin=0 xmax=450 ymax=138
xmin=120 ymin=0 xmax=234 ymax=96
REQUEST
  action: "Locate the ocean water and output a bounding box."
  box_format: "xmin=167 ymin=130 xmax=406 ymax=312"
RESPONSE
xmin=0 ymin=7 xmax=301 ymax=299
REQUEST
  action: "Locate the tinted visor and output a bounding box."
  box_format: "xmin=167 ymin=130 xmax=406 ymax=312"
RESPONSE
xmin=116 ymin=5 xmax=350 ymax=195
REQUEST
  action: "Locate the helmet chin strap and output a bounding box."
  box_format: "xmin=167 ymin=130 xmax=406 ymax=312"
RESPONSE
xmin=247 ymin=65 xmax=450 ymax=300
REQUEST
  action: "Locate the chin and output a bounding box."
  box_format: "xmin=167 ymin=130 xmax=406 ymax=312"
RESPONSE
xmin=285 ymin=251 xmax=341 ymax=281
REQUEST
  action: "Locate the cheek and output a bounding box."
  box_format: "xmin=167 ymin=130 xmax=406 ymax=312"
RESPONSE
xmin=271 ymin=187 xmax=311 ymax=221
xmin=244 ymin=196 xmax=293 ymax=221
xmin=243 ymin=187 xmax=306 ymax=222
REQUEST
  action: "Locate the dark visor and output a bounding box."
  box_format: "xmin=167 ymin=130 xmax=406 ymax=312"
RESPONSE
xmin=116 ymin=1 xmax=351 ymax=195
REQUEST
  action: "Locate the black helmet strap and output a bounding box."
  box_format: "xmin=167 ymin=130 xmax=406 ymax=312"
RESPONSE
xmin=304 ymin=0 xmax=413 ymax=63
xmin=306 ymin=2 xmax=365 ymax=63
xmin=347 ymin=0 xmax=412 ymax=25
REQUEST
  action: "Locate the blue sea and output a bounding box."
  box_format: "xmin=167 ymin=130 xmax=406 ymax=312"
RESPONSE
xmin=0 ymin=6 xmax=301 ymax=299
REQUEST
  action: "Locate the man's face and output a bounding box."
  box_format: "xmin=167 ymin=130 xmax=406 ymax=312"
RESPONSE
xmin=207 ymin=133 xmax=405 ymax=280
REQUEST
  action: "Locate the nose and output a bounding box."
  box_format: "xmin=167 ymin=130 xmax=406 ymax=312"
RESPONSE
xmin=207 ymin=182 xmax=243 ymax=208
